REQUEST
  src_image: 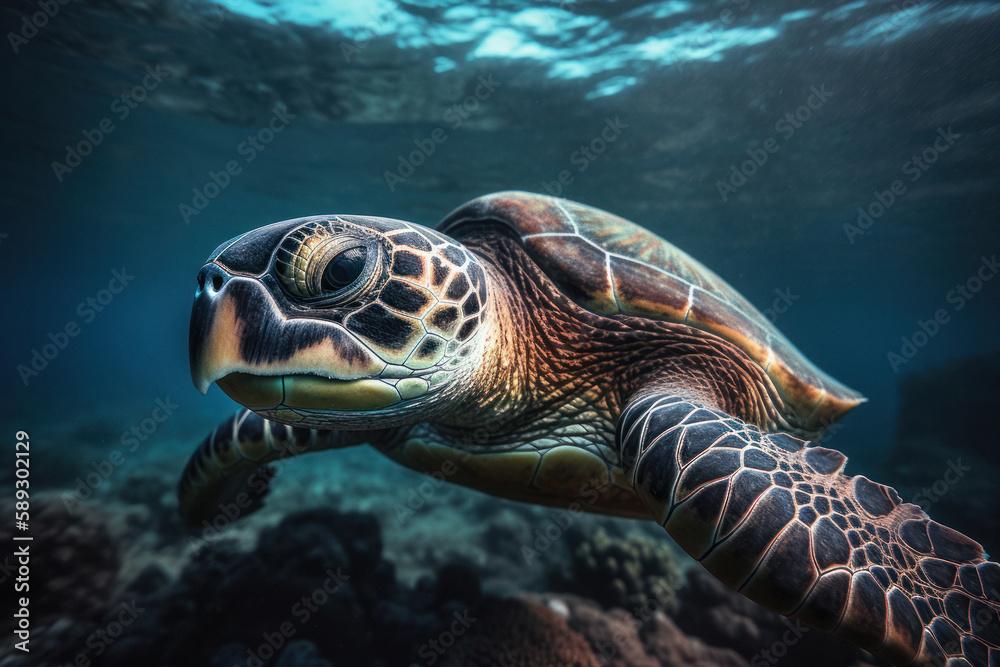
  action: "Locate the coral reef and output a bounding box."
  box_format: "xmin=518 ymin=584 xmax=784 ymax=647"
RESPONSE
xmin=272 ymin=641 xmax=335 ymax=667
xmin=540 ymin=593 xmax=747 ymax=667
xmin=547 ymin=526 xmax=679 ymax=613
xmin=641 ymin=615 xmax=748 ymax=667
xmin=0 ymin=497 xmax=121 ymax=628
xmin=2 ymin=491 xmax=904 ymax=667
xmin=114 ymin=468 xmax=187 ymax=540
xmin=674 ymin=567 xmax=889 ymax=666
xmin=96 ymin=507 xmax=440 ymax=667
xmin=7 ymin=506 xmax=504 ymax=667
xmin=212 ymin=639 xmax=334 ymax=667
xmin=439 ymin=596 xmax=600 ymax=667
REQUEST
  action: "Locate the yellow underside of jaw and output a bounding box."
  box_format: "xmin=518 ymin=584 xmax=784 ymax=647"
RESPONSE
xmin=217 ymin=372 xmax=429 ymax=412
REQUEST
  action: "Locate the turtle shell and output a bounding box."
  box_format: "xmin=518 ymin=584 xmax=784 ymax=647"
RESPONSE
xmin=438 ymin=191 xmax=864 ymax=432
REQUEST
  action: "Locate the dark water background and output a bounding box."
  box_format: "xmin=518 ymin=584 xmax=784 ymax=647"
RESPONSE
xmin=2 ymin=0 xmax=998 ymax=471
xmin=0 ymin=4 xmax=999 ymax=662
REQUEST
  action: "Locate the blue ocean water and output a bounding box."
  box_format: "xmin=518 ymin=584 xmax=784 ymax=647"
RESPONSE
xmin=1 ymin=1 xmax=999 ymax=665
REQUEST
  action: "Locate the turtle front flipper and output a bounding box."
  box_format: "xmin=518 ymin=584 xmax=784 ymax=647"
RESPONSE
xmin=618 ymin=392 xmax=1000 ymax=666
xmin=178 ymin=409 xmax=369 ymax=526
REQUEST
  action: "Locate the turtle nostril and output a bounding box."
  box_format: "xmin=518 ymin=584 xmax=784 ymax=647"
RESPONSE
xmin=196 ymin=266 xmax=229 ymax=295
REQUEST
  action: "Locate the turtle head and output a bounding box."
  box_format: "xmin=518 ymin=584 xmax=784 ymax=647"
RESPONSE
xmin=189 ymin=215 xmax=489 ymax=429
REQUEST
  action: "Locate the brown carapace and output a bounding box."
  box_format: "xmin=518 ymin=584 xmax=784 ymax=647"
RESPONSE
xmin=183 ymin=191 xmax=998 ymax=667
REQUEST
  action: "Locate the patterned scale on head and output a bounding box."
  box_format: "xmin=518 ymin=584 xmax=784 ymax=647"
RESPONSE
xmin=189 ymin=214 xmax=487 ymax=430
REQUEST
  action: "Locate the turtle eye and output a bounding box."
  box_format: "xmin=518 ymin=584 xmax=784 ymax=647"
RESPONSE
xmin=275 ymin=221 xmax=382 ymax=305
xmin=321 ymin=247 xmax=367 ymax=292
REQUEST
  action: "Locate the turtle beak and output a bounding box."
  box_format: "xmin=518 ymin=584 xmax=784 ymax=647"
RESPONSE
xmin=188 ymin=261 xmax=389 ymax=397
xmin=189 ymin=262 xmax=248 ymax=395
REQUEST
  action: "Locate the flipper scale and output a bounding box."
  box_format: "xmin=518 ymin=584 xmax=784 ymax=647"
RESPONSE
xmin=618 ymin=393 xmax=1000 ymax=666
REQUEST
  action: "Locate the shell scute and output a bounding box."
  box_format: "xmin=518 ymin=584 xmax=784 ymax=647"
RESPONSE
xmin=526 ymin=234 xmax=617 ymax=312
xmin=439 ymin=191 xmax=864 ymax=431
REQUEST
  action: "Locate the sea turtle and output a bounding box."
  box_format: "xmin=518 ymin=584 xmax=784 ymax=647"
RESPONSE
xmin=184 ymin=191 xmax=999 ymax=666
